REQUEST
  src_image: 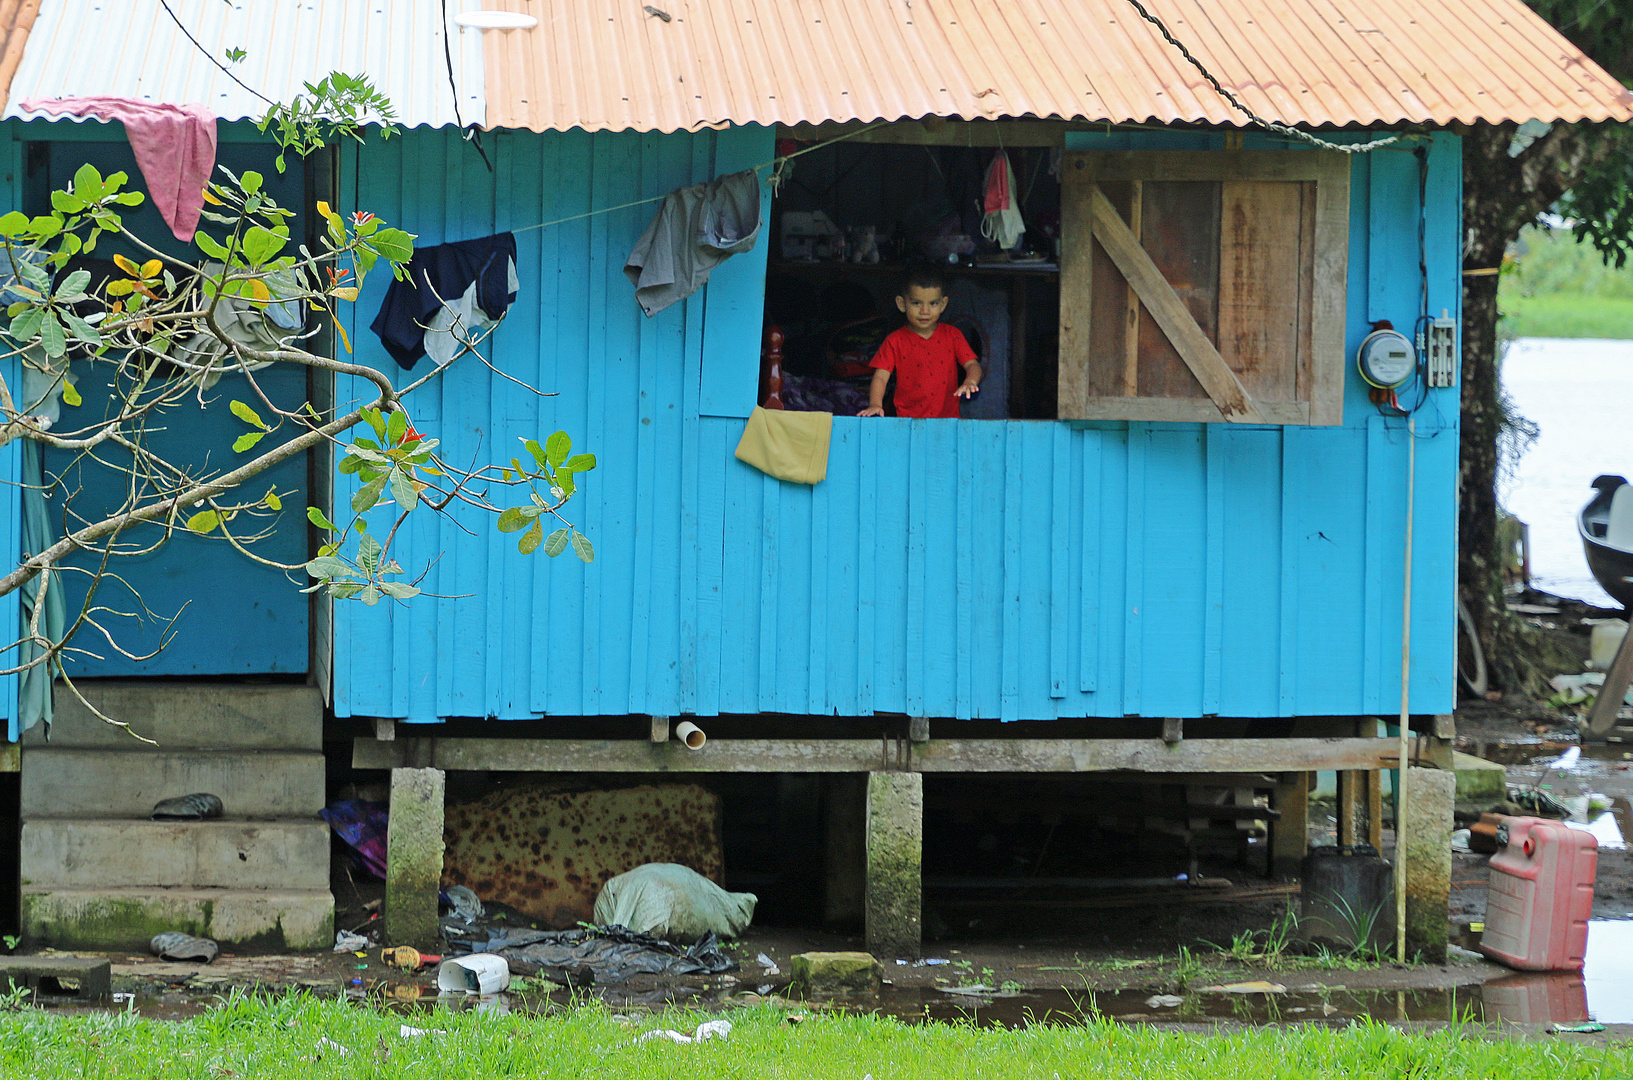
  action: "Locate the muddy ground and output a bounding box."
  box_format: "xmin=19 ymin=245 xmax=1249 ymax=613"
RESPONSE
xmin=18 ymin=599 xmax=1633 ymax=1038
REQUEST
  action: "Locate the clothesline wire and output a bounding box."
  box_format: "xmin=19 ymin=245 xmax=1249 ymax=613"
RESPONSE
xmin=510 ymin=121 xmax=891 ymax=236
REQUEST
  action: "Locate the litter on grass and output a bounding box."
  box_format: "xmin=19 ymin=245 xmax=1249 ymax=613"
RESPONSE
xmin=633 ymin=1019 xmax=732 ymax=1045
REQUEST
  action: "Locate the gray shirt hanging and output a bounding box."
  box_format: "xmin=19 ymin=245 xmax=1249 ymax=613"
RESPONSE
xmin=624 ymin=169 xmax=762 ymax=317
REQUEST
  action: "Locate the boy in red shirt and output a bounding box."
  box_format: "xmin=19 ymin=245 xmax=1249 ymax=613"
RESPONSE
xmin=858 ymin=268 xmax=981 ymax=418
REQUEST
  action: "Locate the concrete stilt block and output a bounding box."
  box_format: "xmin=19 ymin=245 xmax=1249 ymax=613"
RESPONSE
xmin=790 ymin=951 xmax=883 ymax=993
xmin=864 ymin=771 xmax=921 ymax=959
xmin=1401 ymin=766 xmax=1454 ymax=963
xmin=385 ymin=767 xmax=444 ymax=949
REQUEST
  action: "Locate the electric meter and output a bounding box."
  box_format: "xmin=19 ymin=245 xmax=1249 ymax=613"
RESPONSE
xmin=1357 ymin=328 xmax=1416 ymax=389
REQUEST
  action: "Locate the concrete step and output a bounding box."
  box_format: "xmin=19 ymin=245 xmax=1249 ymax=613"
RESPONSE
xmin=21 ymin=819 xmax=331 ymax=890
xmin=28 ymin=681 xmax=322 ymax=750
xmin=21 ymin=748 xmax=326 ymax=818
xmin=22 ymin=887 xmax=333 ymax=951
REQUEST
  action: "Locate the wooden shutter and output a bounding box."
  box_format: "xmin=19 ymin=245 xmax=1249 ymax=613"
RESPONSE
xmin=1058 ymin=151 xmax=1349 ymax=425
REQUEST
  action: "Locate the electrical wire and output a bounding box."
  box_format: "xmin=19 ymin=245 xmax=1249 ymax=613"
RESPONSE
xmin=155 ymin=0 xmax=274 ymax=106
xmin=1120 ymin=0 xmax=1401 ymax=155
xmin=441 ymin=0 xmax=493 ymax=172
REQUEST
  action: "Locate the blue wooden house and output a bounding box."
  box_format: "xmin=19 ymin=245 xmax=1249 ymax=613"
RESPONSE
xmin=0 ymin=0 xmax=1628 ymax=954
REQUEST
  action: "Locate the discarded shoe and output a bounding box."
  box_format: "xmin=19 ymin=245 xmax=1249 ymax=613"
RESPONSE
xmin=150 ymin=793 xmax=224 ymax=821
xmin=150 ymin=932 xmax=218 ymax=963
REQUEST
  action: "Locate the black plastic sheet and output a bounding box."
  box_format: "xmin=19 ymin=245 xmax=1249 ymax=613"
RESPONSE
xmin=469 ymin=924 xmax=738 ymax=984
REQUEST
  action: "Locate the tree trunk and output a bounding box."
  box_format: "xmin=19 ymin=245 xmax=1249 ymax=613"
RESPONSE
xmin=1459 ymin=121 xmax=1612 ymax=692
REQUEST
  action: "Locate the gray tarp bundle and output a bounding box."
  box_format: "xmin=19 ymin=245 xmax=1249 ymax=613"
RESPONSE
xmin=468 ymin=925 xmax=738 ymax=984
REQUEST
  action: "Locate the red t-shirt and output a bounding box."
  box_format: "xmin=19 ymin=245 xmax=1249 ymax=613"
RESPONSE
xmin=869 ymin=324 xmax=976 ymax=418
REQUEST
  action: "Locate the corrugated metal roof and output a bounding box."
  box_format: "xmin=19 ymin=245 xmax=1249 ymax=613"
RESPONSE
xmin=0 ymin=0 xmax=1628 ymax=132
xmin=478 ymin=0 xmax=1633 ymax=132
xmin=0 ymin=0 xmax=485 ymax=127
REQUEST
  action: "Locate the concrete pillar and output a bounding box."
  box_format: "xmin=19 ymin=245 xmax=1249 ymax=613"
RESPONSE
xmin=385 ymin=767 xmax=445 ymax=949
xmin=864 ymin=771 xmax=921 ymax=958
xmin=1400 ymin=766 xmax=1453 ymax=963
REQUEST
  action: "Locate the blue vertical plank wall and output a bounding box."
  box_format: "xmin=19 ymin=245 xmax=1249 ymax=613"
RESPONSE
xmin=335 ymin=126 xmax=1461 ymax=724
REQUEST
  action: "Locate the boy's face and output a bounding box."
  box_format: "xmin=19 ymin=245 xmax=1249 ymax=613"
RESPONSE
xmin=896 ymin=285 xmax=949 ymax=335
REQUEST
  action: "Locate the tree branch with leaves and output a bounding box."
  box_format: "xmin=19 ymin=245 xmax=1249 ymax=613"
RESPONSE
xmin=0 ymin=79 xmax=595 ymax=729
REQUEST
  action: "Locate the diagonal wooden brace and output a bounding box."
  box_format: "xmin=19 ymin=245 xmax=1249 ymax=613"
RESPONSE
xmin=1088 ymin=184 xmax=1264 ymax=422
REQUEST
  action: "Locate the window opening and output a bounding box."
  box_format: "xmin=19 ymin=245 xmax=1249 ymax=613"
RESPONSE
xmin=761 ymin=139 xmax=1062 ymax=419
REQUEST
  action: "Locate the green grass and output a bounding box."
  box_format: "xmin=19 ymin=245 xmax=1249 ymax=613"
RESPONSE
xmin=0 ymin=994 xmax=1626 ymax=1079
xmin=1501 ymin=223 xmax=1633 ymax=338
xmin=1498 ymin=293 xmax=1633 ymax=339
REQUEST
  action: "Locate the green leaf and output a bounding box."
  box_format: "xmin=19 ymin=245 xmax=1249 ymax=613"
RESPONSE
xmin=545 ymin=431 xmax=571 ymax=467
xmin=114 ymin=191 xmax=145 ymax=206
xmin=307 ymin=506 xmax=338 ymax=531
xmin=543 ymin=527 xmax=570 ymax=558
xmin=60 ymin=381 xmax=81 ymax=407
xmin=233 ymin=431 xmax=267 ymax=453
xmin=50 ymin=189 xmax=85 ymax=214
xmin=39 ymin=313 xmax=65 ymax=358
xmin=518 ymin=519 xmax=544 ymax=555
xmin=72 ymin=163 xmax=102 ymax=199
xmin=58 ymin=269 xmax=90 ymax=298
xmin=357 ymin=532 xmax=383 ymax=576
xmin=194 ymin=232 xmax=230 ymax=260
xmin=0 ymin=211 xmax=28 ymax=237
xmin=380 ymin=581 xmax=420 ymax=600
xmin=389 ymin=468 xmax=419 ymax=511
xmin=369 ymin=227 xmax=415 ymax=262
xmin=352 ymin=473 xmax=387 ymax=513
xmin=264 ymin=488 xmax=282 ymax=511
xmin=386 ymin=409 xmax=407 ymax=446
xmin=563 ymin=453 xmax=596 ymax=473
xmin=230 ymin=399 xmax=268 ymax=429
xmin=359 ymin=584 xmax=381 ymax=605
xmin=496 ymin=507 xmax=530 ymax=533
xmin=9 ymin=308 xmax=43 ymax=341
xmin=554 ymin=470 xmax=576 ymax=498
xmin=27 ymin=216 xmax=60 ymax=240
xmin=363 ymin=407 xmax=387 ymax=441
xmin=522 ymin=439 xmax=548 ymax=469
xmin=337 ymin=454 xmax=365 ymax=475
xmin=241 ymin=225 xmax=286 ymax=266
xmin=241 ymin=169 xmax=262 ymax=195
xmin=570 ymin=530 xmax=595 ymax=563
xmin=306 ymin=555 xmax=357 ymax=579
xmin=62 ymin=313 xmax=101 ymax=346
xmin=185 ymin=510 xmax=220 ymax=535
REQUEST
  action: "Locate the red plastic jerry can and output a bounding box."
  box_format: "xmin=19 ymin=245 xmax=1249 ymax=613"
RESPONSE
xmin=1480 ymin=816 xmax=1598 ymax=972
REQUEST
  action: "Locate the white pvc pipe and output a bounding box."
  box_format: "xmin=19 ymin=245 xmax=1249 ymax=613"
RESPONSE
xmin=673 ymin=720 xmax=707 ymax=750
xmin=1395 ymin=416 xmax=1415 ymax=963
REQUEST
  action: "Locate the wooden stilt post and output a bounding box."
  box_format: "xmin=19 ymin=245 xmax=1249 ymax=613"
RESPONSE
xmin=824 ymin=774 xmax=867 ymax=927
xmin=1337 ymin=771 xmax=1358 ymax=848
xmin=1270 ymin=771 xmax=1311 ymax=878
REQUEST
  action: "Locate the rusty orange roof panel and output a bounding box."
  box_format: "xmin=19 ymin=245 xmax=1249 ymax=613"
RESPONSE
xmin=0 ymin=0 xmax=41 ymax=109
xmin=479 ymin=0 xmax=1633 ymax=133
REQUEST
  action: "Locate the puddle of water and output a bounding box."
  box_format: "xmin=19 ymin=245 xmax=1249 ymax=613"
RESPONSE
xmin=28 ymin=920 xmax=1633 ymax=1029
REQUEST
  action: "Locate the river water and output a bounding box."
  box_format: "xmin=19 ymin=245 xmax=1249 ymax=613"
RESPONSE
xmin=1502 ymin=337 xmax=1633 ymax=608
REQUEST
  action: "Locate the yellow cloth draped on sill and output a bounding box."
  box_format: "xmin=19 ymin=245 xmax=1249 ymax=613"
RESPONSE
xmin=734 ymin=406 xmax=832 ymax=485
